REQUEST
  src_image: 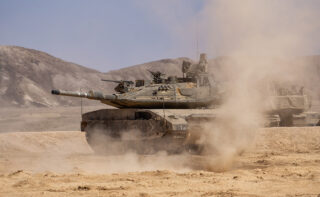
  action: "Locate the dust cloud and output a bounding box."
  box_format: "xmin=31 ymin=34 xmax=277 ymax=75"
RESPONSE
xmin=0 ymin=131 xmax=193 ymax=174
xmin=190 ymin=0 xmax=320 ymax=170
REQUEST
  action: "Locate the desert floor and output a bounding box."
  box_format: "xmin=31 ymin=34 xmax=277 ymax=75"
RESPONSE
xmin=0 ymin=107 xmax=319 ymax=197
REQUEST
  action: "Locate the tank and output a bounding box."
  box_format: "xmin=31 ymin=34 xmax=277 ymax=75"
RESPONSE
xmin=52 ymin=54 xmax=320 ymax=154
xmin=52 ymin=53 xmax=223 ymax=154
xmin=265 ymin=82 xmax=320 ymax=127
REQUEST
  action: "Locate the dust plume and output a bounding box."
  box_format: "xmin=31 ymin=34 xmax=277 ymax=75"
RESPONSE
xmin=81 ymin=127 xmax=193 ymax=173
xmin=192 ymin=0 xmax=320 ymax=171
xmin=0 ymin=131 xmax=193 ymax=174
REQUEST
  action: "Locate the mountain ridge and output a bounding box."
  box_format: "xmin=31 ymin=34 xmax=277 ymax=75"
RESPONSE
xmin=0 ymin=46 xmax=188 ymax=107
xmin=1 ymin=46 xmax=320 ymax=108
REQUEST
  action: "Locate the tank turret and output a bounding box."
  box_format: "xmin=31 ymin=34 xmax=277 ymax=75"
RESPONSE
xmin=265 ymin=82 xmax=319 ymax=126
xmin=52 ymin=53 xmax=222 ymax=109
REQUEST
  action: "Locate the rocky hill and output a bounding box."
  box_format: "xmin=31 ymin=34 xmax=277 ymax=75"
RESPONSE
xmin=0 ymin=46 xmax=189 ymax=107
xmin=0 ymin=46 xmax=104 ymax=107
xmin=1 ymin=46 xmax=320 ymax=108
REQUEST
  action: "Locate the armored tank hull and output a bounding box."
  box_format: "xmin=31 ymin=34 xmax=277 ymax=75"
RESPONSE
xmin=81 ymin=108 xmax=218 ymax=154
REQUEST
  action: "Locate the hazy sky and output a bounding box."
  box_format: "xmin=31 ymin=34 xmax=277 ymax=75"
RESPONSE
xmin=1 ymin=0 xmax=320 ymax=72
xmin=0 ymin=0 xmax=204 ymax=72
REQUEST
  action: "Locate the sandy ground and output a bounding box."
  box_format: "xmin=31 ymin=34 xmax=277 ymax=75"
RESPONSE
xmin=0 ymin=128 xmax=319 ymax=197
xmin=0 ymin=107 xmax=319 ymax=196
xmin=0 ymin=106 xmax=105 ymax=132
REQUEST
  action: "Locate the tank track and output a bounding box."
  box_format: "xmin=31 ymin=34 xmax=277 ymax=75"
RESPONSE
xmin=81 ymin=109 xmax=195 ymax=154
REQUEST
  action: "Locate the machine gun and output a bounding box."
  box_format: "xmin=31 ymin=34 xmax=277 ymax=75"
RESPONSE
xmin=101 ymin=79 xmax=134 ymax=93
xmin=147 ymin=70 xmax=166 ymax=84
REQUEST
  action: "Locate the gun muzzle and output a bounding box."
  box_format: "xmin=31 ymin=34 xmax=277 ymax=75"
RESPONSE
xmin=51 ymin=89 xmax=60 ymax=95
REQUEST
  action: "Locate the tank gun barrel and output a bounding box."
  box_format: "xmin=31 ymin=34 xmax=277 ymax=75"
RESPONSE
xmin=51 ymin=89 xmax=116 ymax=100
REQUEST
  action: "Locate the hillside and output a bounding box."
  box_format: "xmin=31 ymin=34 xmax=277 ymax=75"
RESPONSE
xmin=0 ymin=46 xmax=108 ymax=107
xmin=1 ymin=46 xmax=320 ymax=108
xmin=0 ymin=46 xmax=189 ymax=107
